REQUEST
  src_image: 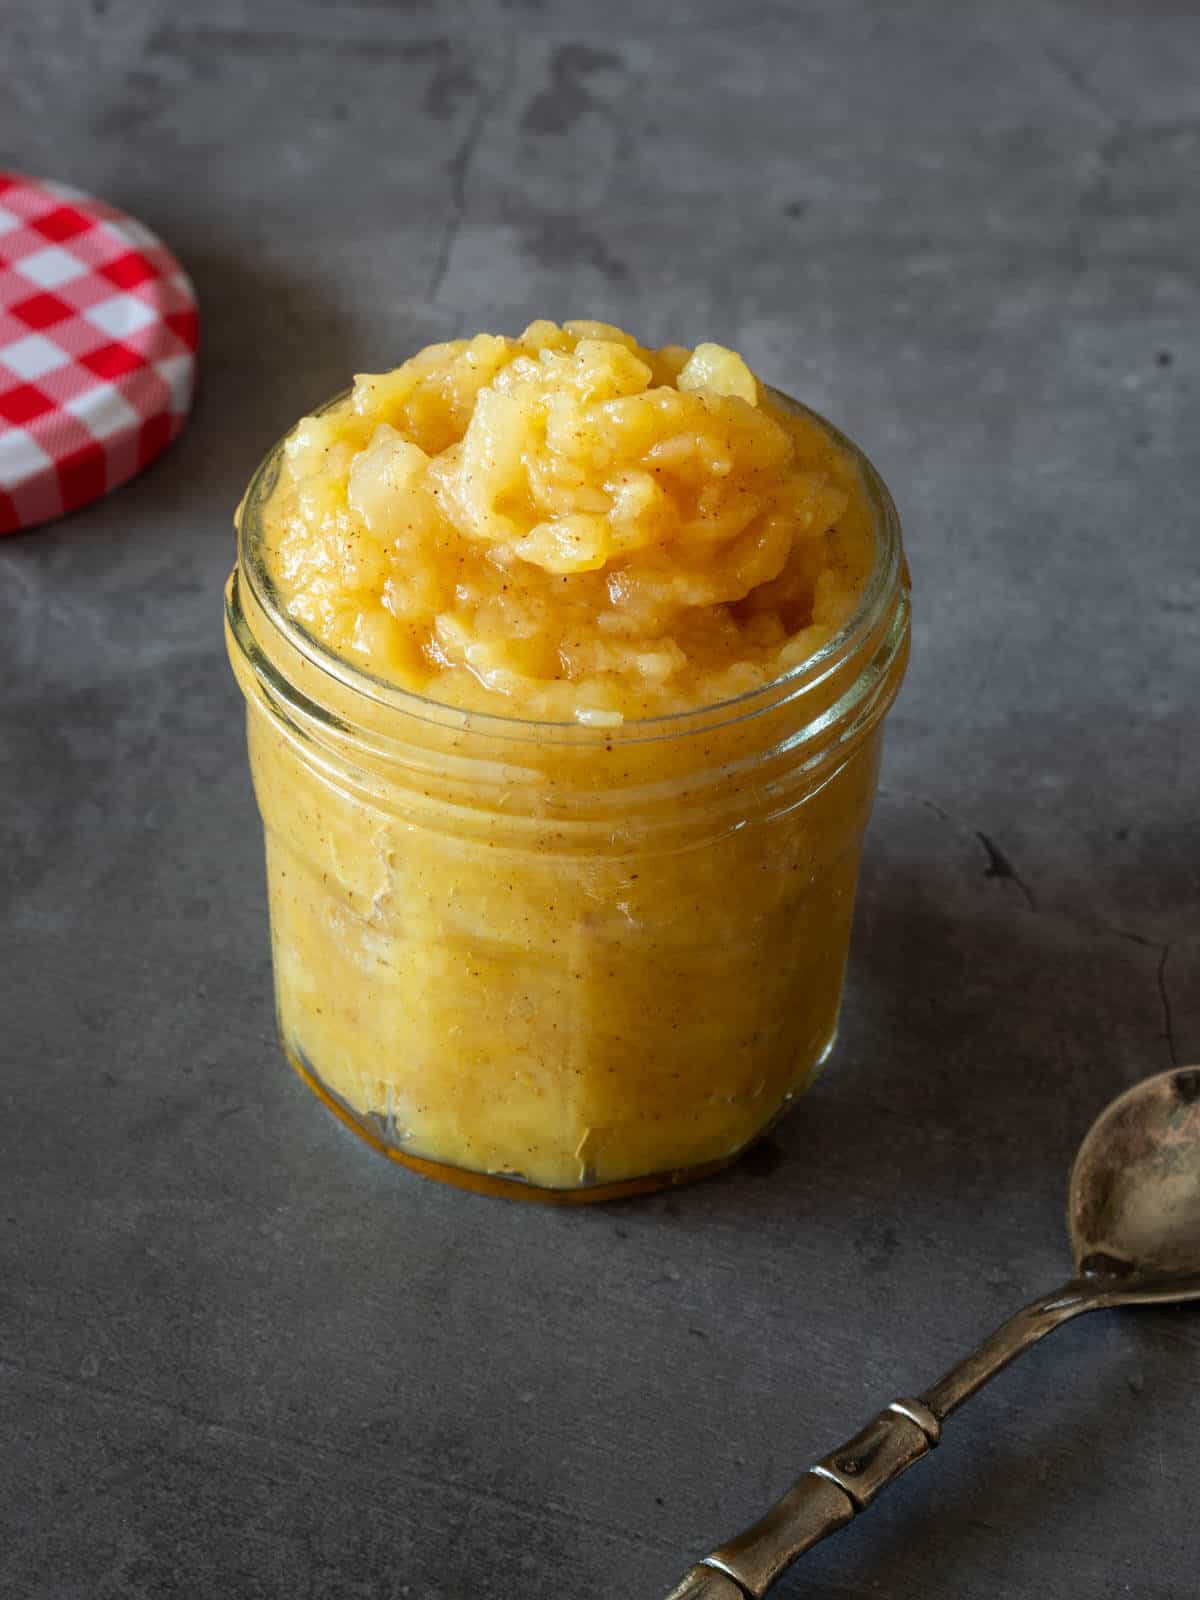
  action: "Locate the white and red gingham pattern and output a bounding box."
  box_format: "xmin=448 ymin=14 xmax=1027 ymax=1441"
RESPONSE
xmin=0 ymin=172 xmax=198 ymax=534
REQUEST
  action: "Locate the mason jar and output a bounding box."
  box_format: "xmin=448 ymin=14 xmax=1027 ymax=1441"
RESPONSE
xmin=225 ymin=392 xmax=910 ymax=1202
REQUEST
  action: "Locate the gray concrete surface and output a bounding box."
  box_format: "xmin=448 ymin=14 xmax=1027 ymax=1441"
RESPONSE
xmin=3 ymin=2 xmax=1199 ymax=1596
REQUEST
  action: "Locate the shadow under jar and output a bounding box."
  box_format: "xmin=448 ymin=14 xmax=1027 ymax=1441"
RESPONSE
xmin=225 ymin=392 xmax=910 ymax=1202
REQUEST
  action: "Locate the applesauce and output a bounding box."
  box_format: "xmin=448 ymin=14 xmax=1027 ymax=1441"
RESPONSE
xmin=225 ymin=322 xmax=909 ymax=1198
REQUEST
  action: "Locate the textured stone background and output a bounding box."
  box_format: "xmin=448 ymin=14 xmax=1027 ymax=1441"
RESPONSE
xmin=2 ymin=2 xmax=1198 ymax=1596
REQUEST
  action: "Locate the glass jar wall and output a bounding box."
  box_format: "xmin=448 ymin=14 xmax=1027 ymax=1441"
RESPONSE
xmin=225 ymin=393 xmax=909 ymax=1201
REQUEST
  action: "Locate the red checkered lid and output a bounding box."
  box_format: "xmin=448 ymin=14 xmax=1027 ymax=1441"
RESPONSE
xmin=0 ymin=172 xmax=198 ymax=534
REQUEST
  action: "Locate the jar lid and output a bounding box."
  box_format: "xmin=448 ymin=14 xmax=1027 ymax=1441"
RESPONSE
xmin=0 ymin=172 xmax=199 ymax=534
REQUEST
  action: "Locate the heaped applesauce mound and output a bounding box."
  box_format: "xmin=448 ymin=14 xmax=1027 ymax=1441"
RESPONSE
xmin=261 ymin=321 xmax=876 ymax=724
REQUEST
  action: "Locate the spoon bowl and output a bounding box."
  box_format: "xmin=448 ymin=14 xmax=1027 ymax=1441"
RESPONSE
xmin=1071 ymin=1065 xmax=1200 ymax=1288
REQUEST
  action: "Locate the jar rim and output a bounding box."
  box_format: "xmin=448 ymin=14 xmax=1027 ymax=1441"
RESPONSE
xmin=234 ymin=383 xmax=907 ymax=748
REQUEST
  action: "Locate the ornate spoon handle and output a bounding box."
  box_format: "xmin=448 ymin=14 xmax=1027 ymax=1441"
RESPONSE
xmin=664 ymin=1280 xmax=1098 ymax=1599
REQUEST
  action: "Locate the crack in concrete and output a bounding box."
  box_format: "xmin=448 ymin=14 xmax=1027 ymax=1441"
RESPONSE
xmin=973 ymin=827 xmax=1038 ymax=913
xmin=1077 ymin=925 xmax=1179 ymax=1072
xmin=892 ymin=792 xmax=1185 ymax=1065
xmin=1040 ymin=42 xmax=1122 ymax=131
xmin=0 ymin=1351 xmax=674 ymax=1558
xmin=428 ymin=35 xmax=517 ymax=305
xmin=914 ymin=797 xmax=1038 ymax=912
xmin=1156 ymin=943 xmax=1179 ymax=1069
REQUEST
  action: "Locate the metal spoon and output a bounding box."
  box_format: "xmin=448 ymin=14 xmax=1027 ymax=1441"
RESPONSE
xmin=666 ymin=1065 xmax=1200 ymax=1599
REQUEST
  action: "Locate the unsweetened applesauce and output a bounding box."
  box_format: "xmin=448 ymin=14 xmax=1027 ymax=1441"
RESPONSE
xmin=225 ymin=321 xmax=910 ymax=1199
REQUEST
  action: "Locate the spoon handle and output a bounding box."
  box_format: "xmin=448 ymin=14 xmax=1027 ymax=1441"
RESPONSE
xmin=664 ymin=1280 xmax=1097 ymax=1599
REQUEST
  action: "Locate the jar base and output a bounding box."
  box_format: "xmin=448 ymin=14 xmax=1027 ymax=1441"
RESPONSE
xmin=281 ymin=1040 xmax=830 ymax=1205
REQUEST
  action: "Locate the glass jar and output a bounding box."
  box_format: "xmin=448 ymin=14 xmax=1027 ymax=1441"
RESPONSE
xmin=225 ymin=392 xmax=910 ymax=1203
